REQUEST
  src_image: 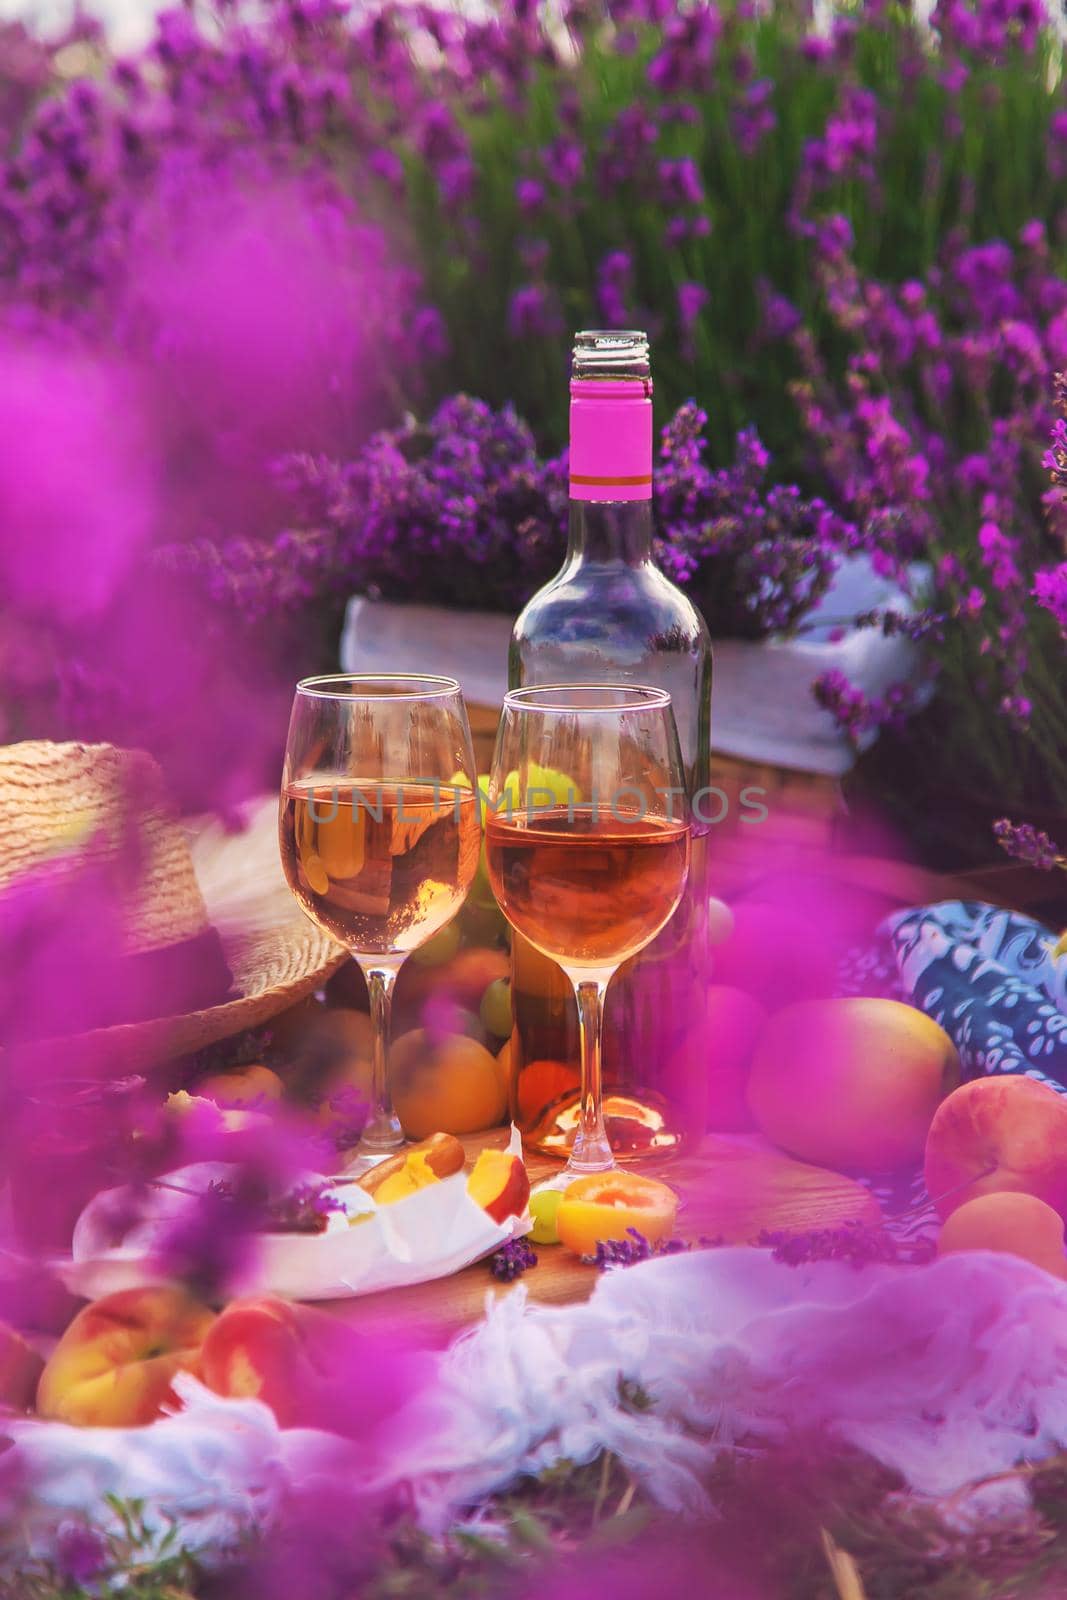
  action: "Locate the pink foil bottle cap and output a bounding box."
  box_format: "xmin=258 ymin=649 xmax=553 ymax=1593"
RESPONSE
xmin=569 ymin=329 xmax=653 ymax=502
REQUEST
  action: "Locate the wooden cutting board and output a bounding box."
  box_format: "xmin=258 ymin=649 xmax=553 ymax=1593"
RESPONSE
xmin=331 ymin=1129 xmax=880 ymax=1340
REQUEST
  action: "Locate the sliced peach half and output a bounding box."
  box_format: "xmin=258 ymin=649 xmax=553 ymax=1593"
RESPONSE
xmin=467 ymin=1148 xmax=530 ymax=1224
xmin=556 ymin=1171 xmax=678 ymax=1257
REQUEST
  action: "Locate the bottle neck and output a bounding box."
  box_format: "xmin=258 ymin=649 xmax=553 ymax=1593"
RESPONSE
xmin=567 ymin=498 xmax=654 ymax=565
xmin=567 ymin=372 xmax=654 ymax=567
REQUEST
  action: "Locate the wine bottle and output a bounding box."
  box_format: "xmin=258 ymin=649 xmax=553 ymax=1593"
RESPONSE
xmin=508 ymin=329 xmax=713 ymax=1160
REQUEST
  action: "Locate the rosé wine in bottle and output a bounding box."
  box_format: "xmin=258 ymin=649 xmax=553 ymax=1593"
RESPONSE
xmin=508 ymin=331 xmax=712 ymax=1161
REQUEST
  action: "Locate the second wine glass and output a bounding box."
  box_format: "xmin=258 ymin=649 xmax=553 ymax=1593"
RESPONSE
xmin=485 ymin=684 xmax=690 ymax=1178
xmin=279 ymin=673 xmax=481 ymax=1160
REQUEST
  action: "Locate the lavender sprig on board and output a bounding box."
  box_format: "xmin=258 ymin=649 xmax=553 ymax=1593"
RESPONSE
xmin=584 ymin=1227 xmax=693 ymax=1270
xmin=490 ymin=1238 xmax=538 ymax=1281
xmin=759 ymin=1222 xmax=936 ymax=1269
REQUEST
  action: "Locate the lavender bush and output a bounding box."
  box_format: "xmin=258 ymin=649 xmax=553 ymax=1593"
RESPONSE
xmin=2 ymin=0 xmax=1067 ymax=833
xmin=178 ymin=394 xmax=848 ymax=637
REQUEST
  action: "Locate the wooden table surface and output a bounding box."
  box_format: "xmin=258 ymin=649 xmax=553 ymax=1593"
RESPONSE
xmin=331 ymin=1127 xmax=879 ymax=1340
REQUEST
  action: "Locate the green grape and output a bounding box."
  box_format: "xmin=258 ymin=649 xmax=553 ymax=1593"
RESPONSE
xmin=479 ymin=976 xmax=513 ymax=1039
xmin=528 ymin=1188 xmax=563 ymax=1245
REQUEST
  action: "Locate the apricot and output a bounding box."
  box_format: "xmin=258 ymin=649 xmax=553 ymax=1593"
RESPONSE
xmin=937 ymin=1191 xmax=1067 ymax=1278
xmin=555 ymin=1172 xmax=679 ymax=1257
xmin=747 ymin=998 xmax=960 ymax=1173
xmin=467 ymin=1148 xmax=530 ymax=1223
xmin=391 ymin=1029 xmax=507 ymax=1139
xmin=37 ymin=1288 xmax=216 ymax=1427
xmin=196 ymin=1063 xmax=285 ymax=1108
xmin=925 ymin=1075 xmax=1067 ymax=1221
xmin=495 ymin=1037 xmax=514 ymax=1113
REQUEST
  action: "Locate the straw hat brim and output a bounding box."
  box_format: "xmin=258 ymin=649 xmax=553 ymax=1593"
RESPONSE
xmin=21 ymin=796 xmax=348 ymax=1074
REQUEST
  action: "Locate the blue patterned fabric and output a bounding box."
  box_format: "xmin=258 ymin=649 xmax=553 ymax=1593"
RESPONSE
xmin=882 ymin=901 xmax=1067 ymax=1095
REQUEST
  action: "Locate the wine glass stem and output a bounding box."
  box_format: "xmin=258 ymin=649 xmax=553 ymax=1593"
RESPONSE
xmin=568 ymin=974 xmax=614 ymax=1174
xmin=357 ymin=957 xmax=404 ymax=1151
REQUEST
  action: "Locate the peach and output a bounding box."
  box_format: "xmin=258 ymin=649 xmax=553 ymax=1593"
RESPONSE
xmin=199 ymin=1296 xmax=409 ymax=1435
xmin=390 ymin=1029 xmax=507 ymax=1139
xmin=0 ymin=1322 xmax=44 ymax=1413
xmin=925 ymin=1075 xmax=1067 ymax=1221
xmin=372 ymin=1148 xmax=444 ymax=1205
xmin=467 ymin=1148 xmax=530 ymax=1223
xmin=937 ymin=1191 xmax=1067 ymax=1278
xmin=37 ymin=1288 xmax=216 ymax=1426
xmin=516 ymin=1058 xmax=580 ymax=1129
xmin=555 ymin=1172 xmax=678 ymax=1257
xmin=704 ymin=986 xmax=767 ymax=1132
xmin=196 ymin=1063 xmax=285 ymax=1107
xmin=747 ymin=998 xmax=960 ymax=1173
xmin=357 ymin=1131 xmax=466 ymax=1197
xmin=400 ymin=947 xmax=510 ymax=1015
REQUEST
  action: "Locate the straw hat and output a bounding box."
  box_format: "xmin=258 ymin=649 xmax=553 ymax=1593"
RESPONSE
xmin=0 ymin=741 xmax=347 ymax=1071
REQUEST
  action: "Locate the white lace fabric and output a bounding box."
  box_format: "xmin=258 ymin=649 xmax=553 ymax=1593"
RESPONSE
xmin=6 ymin=1248 xmax=1067 ymax=1566
xmin=403 ymin=1248 xmax=1067 ymax=1527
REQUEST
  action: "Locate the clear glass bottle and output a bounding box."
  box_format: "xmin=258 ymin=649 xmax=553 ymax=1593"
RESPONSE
xmin=508 ymin=330 xmax=713 ymax=1161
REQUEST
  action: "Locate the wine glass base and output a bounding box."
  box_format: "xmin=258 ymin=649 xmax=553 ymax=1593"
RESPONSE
xmin=334 ymin=1145 xmax=402 ymax=1181
xmin=359 ymin=1109 xmax=404 ymax=1152
xmin=530 ymin=1154 xmax=616 ymax=1196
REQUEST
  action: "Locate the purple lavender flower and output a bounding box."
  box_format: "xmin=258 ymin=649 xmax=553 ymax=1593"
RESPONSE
xmin=489 ymin=1237 xmax=537 ymax=1280
xmin=598 ymin=104 xmax=658 ymax=187
xmin=759 ymin=1223 xmax=934 ymax=1268
xmin=542 ymin=136 xmax=583 ymax=189
xmin=507 ymin=283 xmax=562 ymax=339
xmin=1034 ymin=563 xmax=1067 ymax=633
xmin=646 ymin=4 xmax=721 ymax=95
xmin=733 ymin=77 xmax=776 ymax=156
xmin=657 ymin=155 xmax=704 ymax=208
xmin=993 ymin=818 xmax=1062 ymax=869
xmin=677 ymin=281 xmax=709 ymax=329
xmin=55 ymin=1522 xmax=108 ymax=1585
xmin=758 ymin=281 xmax=801 ymax=339
xmin=411 ymin=304 xmax=450 ymax=361
xmin=813 ymin=669 xmax=921 ymax=745
xmin=978 ymin=520 xmax=1022 ymax=590
xmin=515 ymin=176 xmax=545 ymax=215
xmin=586 ymin=1227 xmax=691 ymax=1269
xmin=597 ymin=248 xmax=634 ymax=327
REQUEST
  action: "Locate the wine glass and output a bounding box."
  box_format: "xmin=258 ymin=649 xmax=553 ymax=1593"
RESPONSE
xmin=485 ymin=684 xmax=690 ymax=1178
xmin=279 ymin=674 xmax=481 ymax=1161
